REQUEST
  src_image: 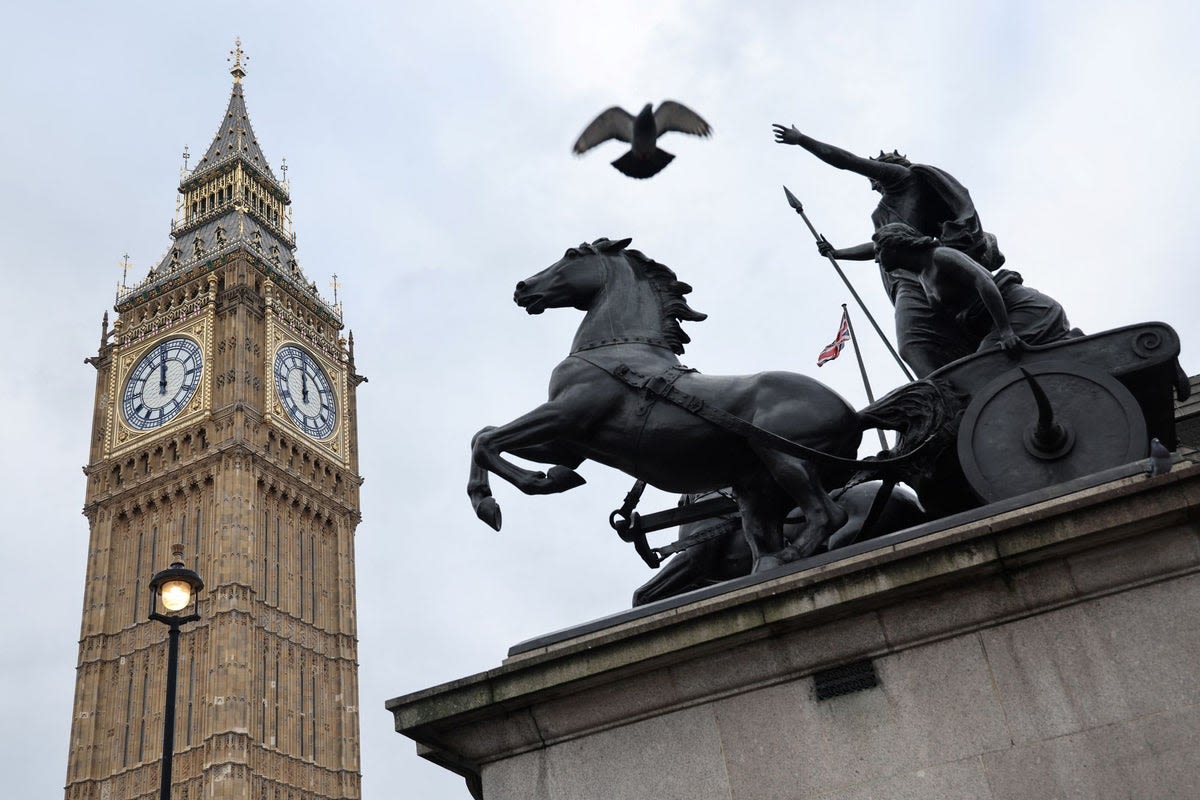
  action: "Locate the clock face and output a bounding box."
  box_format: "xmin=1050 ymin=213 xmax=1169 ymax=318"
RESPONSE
xmin=274 ymin=344 xmax=337 ymax=439
xmin=122 ymin=337 xmax=204 ymax=431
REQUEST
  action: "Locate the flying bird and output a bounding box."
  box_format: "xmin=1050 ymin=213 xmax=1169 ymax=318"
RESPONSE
xmin=572 ymin=101 xmax=712 ymax=179
xmin=1148 ymin=437 xmax=1173 ymax=477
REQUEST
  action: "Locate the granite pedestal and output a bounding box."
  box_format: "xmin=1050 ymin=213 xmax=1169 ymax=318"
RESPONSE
xmin=388 ymin=459 xmax=1200 ymax=799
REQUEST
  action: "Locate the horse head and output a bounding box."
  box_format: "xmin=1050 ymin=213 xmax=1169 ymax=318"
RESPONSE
xmin=515 ymin=238 xmax=707 ymax=356
xmin=514 ymin=237 xmax=632 ymax=315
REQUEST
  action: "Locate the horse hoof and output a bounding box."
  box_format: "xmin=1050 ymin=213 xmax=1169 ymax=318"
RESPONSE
xmin=476 ymin=498 xmax=502 ymax=531
xmin=752 ymin=555 xmax=784 ymax=574
xmin=792 ymin=538 xmax=822 ymax=559
xmin=789 ymin=525 xmax=831 ymax=559
xmin=546 ymin=466 xmax=587 ymax=491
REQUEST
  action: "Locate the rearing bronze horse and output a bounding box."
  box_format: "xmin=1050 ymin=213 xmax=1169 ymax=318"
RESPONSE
xmin=468 ymin=238 xmax=948 ymax=571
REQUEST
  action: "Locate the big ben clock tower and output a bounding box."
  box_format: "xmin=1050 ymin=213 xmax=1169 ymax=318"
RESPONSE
xmin=65 ymin=43 xmax=364 ymax=800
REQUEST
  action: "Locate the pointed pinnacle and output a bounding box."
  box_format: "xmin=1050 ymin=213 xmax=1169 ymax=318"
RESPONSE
xmin=229 ymin=37 xmax=247 ymax=84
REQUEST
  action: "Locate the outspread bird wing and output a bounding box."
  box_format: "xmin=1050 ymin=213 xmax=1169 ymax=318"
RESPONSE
xmin=654 ymin=101 xmax=712 ymax=138
xmin=573 ymin=107 xmax=635 ymax=154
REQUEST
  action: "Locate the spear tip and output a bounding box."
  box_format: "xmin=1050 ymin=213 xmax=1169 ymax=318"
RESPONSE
xmin=782 ymin=184 xmax=803 ymax=213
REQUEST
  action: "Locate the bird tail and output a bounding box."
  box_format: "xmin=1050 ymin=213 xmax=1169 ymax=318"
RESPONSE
xmin=612 ymin=148 xmax=674 ymax=179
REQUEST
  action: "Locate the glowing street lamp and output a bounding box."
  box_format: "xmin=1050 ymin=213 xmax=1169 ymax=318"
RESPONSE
xmin=148 ymin=546 xmax=204 ymax=800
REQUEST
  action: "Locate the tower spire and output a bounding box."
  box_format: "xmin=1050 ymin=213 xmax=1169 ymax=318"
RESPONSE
xmin=122 ymin=42 xmax=338 ymax=325
xmin=229 ymin=37 xmax=247 ymax=84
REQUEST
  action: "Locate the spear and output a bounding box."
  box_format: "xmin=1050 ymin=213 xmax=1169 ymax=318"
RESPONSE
xmin=782 ymin=186 xmax=914 ymax=382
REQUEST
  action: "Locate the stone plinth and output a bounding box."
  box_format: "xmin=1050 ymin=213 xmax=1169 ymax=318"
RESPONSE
xmin=388 ymin=460 xmax=1200 ymax=800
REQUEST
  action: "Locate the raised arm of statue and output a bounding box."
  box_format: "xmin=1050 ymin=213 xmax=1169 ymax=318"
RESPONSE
xmin=772 ymin=124 xmax=905 ymax=184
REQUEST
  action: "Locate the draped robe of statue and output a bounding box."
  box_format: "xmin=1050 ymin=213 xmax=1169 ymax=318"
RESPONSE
xmin=871 ymin=163 xmax=1012 ymax=371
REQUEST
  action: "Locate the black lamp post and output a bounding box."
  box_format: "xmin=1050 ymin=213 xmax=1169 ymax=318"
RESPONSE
xmin=148 ymin=545 xmax=204 ymax=800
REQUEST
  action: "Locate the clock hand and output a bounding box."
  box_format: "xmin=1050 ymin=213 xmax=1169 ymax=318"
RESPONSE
xmin=302 ymin=371 xmax=309 ymax=404
xmin=159 ymin=346 xmax=168 ymax=392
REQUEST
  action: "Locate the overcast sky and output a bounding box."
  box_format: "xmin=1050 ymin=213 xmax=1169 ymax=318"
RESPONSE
xmin=3 ymin=2 xmax=1199 ymax=798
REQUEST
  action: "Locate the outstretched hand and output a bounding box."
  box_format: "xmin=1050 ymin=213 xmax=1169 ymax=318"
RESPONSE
xmin=816 ymin=236 xmax=836 ymax=258
xmin=773 ymin=123 xmax=802 ymax=145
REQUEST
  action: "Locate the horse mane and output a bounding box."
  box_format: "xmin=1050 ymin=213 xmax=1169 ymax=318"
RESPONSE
xmin=583 ymin=238 xmax=708 ymax=354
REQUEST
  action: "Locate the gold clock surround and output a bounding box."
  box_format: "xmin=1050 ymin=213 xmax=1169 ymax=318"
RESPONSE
xmin=264 ymin=278 xmax=350 ymax=464
xmin=107 ymin=317 xmax=214 ymax=455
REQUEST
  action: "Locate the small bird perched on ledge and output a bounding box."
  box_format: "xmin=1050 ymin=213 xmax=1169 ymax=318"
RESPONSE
xmin=573 ymin=101 xmax=712 ymax=179
xmin=1148 ymin=437 xmax=1173 ymax=477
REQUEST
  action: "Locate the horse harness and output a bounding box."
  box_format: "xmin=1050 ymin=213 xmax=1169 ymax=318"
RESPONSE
xmin=569 ymin=355 xmax=918 ymax=473
xmin=570 ymin=355 xmax=924 ymax=568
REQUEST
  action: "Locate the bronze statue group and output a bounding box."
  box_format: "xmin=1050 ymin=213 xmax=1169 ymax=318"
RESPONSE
xmin=772 ymin=123 xmax=1078 ymax=377
xmin=467 ymin=110 xmax=1184 ymax=607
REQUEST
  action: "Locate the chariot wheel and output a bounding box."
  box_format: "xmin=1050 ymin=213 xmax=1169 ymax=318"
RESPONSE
xmin=956 ymin=361 xmax=1147 ymax=503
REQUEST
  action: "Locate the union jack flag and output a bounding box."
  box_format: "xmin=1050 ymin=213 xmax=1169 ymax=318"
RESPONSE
xmin=817 ymin=308 xmax=851 ymax=367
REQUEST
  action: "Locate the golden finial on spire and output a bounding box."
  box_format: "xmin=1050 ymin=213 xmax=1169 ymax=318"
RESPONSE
xmin=229 ymin=37 xmax=248 ymax=84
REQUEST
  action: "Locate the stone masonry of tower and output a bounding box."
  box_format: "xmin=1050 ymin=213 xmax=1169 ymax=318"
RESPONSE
xmin=64 ymin=49 xmax=365 ymax=800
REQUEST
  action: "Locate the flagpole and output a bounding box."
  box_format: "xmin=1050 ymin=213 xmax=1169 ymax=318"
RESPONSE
xmin=841 ymin=303 xmax=889 ymax=451
xmin=782 ymin=185 xmax=915 ymax=382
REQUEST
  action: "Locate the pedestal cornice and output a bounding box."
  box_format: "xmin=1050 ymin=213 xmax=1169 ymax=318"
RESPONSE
xmin=388 ymin=459 xmax=1200 ymax=780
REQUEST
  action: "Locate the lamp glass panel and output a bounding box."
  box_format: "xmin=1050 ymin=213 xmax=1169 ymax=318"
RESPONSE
xmin=160 ymin=579 xmax=193 ymax=612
